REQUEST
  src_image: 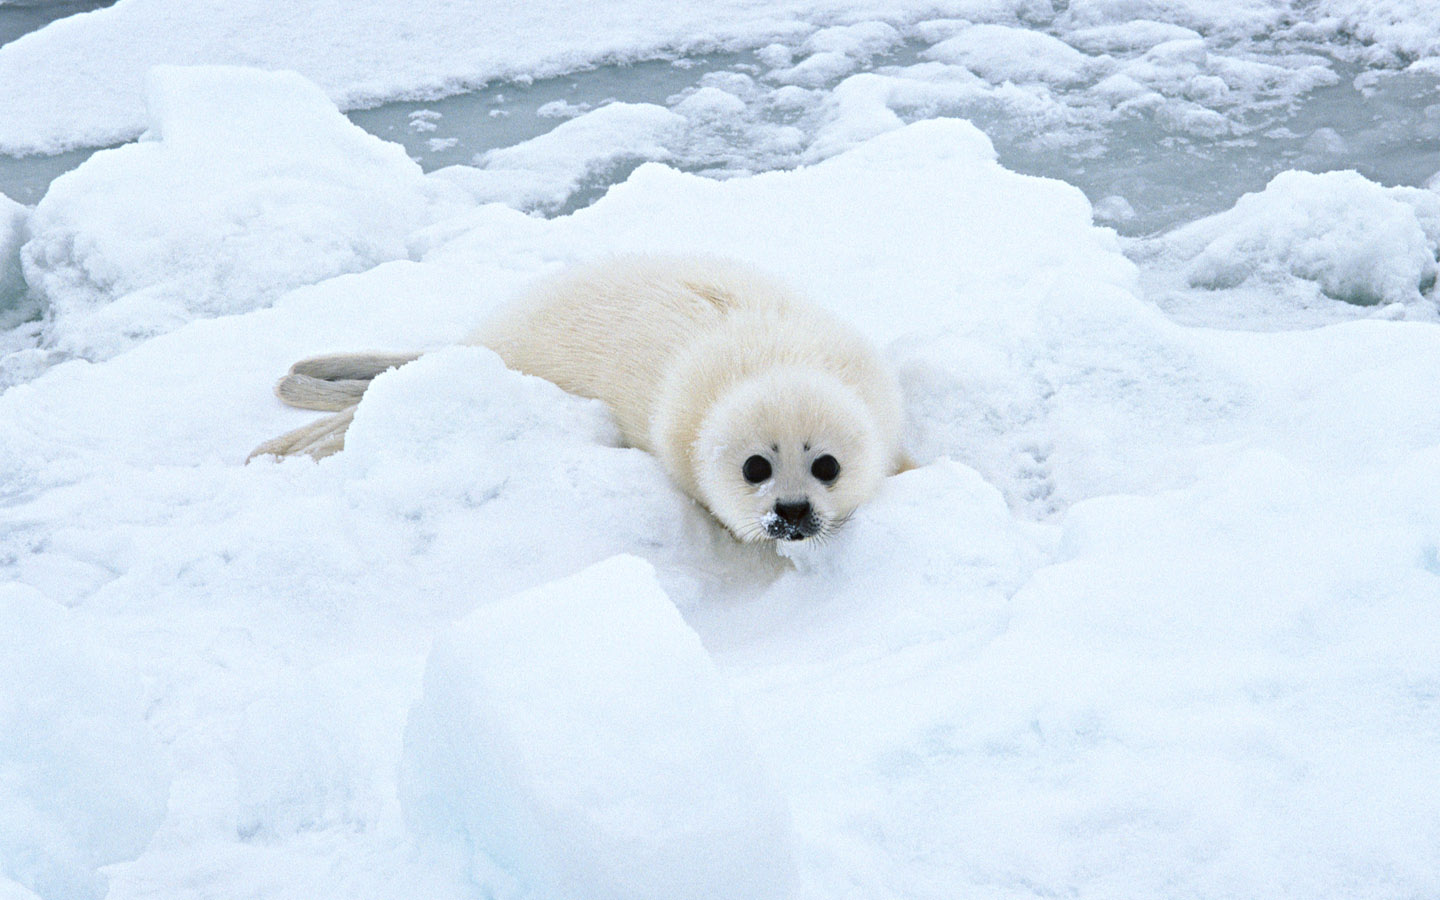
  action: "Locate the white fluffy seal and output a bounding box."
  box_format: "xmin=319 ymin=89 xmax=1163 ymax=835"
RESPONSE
xmin=251 ymin=256 xmax=908 ymax=542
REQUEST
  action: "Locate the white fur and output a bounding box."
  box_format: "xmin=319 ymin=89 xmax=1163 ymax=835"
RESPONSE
xmin=252 ymin=256 xmax=907 ymax=541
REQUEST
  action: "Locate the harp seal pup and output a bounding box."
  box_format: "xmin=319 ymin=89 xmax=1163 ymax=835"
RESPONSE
xmin=251 ymin=256 xmax=908 ymax=542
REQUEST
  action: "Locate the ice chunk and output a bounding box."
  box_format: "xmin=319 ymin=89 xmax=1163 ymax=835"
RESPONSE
xmin=20 ymin=65 xmax=462 ymax=361
xmin=0 ymin=194 xmax=30 ymax=327
xmin=1064 ymin=19 xmax=1203 ymax=53
xmin=768 ymin=50 xmax=862 ymax=88
xmin=1317 ymin=0 xmax=1440 ymax=63
xmin=1092 ymin=193 xmax=1137 ymax=224
xmin=340 ymin=346 xmax=622 ymax=468
xmin=924 ymin=24 xmax=1092 ymax=85
xmin=399 ymin=555 xmax=794 ymax=900
xmin=434 ymin=102 xmax=685 ymax=213
xmin=1164 ymin=169 xmax=1440 ymax=306
xmin=673 ymin=86 xmax=749 ymax=120
xmin=534 ymin=99 xmax=589 ymax=119
xmin=801 ymin=21 xmax=902 ymax=59
xmin=805 ymin=71 xmax=971 ymax=161
xmin=0 ymin=586 xmax=170 ymax=900
xmin=769 ymin=22 xmax=902 ymax=87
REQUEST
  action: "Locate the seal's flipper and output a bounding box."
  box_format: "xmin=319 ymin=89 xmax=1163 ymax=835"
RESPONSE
xmin=271 ymin=352 xmax=423 ymax=410
xmin=288 ymin=352 xmax=422 ymax=382
xmin=247 ymin=407 xmax=356 ymax=462
xmin=275 ymin=374 xmax=373 ymax=411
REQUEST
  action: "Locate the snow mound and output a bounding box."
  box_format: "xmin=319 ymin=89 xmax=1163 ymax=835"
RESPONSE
xmin=739 ymin=461 xmax=1040 ymax=663
xmin=0 ymin=587 xmax=170 ymax=900
xmin=808 ymin=461 xmax=1033 ymax=600
xmin=1165 ymin=169 xmax=1440 ymax=307
xmin=20 ymin=65 xmax=463 ymax=361
xmin=399 ymin=554 xmax=795 ymax=900
xmin=341 ymin=346 xmax=622 ymax=466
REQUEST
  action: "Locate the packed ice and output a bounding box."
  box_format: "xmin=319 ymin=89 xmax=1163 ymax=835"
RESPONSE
xmin=1 ymin=1 xmax=1438 ymax=900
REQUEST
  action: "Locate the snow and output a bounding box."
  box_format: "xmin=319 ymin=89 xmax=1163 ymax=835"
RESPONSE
xmin=1140 ymin=169 xmax=1440 ymax=324
xmin=1 ymin=5 xmax=1440 ymax=899
xmin=1316 ymin=0 xmax=1440 ymax=63
xmin=401 ymin=554 xmax=795 ymax=900
xmin=0 ymin=882 xmax=40 ymax=900
xmin=1179 ymin=170 xmax=1440 ymax=305
xmin=0 ymin=586 xmax=171 ymax=900
xmin=19 ymin=65 xmax=463 ymax=363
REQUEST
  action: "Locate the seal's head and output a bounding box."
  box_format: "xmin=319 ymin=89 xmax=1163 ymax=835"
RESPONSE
xmin=693 ymin=369 xmax=887 ymax=543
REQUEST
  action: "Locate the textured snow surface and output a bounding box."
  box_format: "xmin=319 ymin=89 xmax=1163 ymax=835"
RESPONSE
xmin=0 ymin=587 xmax=170 ymax=900
xmin=1 ymin=55 xmax=1439 ymax=900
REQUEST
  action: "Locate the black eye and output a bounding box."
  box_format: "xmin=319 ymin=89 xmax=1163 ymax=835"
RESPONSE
xmin=811 ymin=454 xmax=840 ymax=482
xmin=742 ymin=455 xmax=772 ymax=484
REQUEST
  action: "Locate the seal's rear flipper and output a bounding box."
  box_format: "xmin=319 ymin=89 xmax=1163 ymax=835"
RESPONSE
xmin=247 ymin=407 xmax=356 ymax=462
xmin=272 ymin=352 xmax=423 ymax=411
xmin=251 ymin=351 xmax=420 ymax=462
xmin=288 ymin=352 xmax=422 ymax=382
xmin=275 ymin=374 xmax=373 ymax=411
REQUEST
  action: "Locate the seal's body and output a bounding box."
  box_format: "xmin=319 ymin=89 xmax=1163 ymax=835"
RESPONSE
xmin=252 ymin=256 xmax=907 ymax=542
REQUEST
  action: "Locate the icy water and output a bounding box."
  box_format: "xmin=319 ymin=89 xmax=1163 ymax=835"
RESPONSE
xmin=0 ymin=0 xmax=118 ymax=204
xmin=4 ymin=48 xmax=1438 ymax=237
xmin=0 ymin=145 xmax=106 ymax=205
xmin=347 ymin=54 xmax=756 ymax=174
xmin=2 ymin=7 xmax=1438 ymax=233
xmin=0 ymin=0 xmax=114 ymax=47
xmin=1000 ymin=64 xmax=1440 ymax=234
xmin=349 ymin=49 xmax=1440 ymax=236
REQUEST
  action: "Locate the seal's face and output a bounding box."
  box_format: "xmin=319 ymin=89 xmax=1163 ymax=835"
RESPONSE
xmin=741 ymin=444 xmax=842 ymax=541
xmin=694 ymin=370 xmax=886 ymax=543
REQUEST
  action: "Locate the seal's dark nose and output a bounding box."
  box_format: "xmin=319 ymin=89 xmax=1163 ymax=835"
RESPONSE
xmin=774 ymin=500 xmax=811 ymax=524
